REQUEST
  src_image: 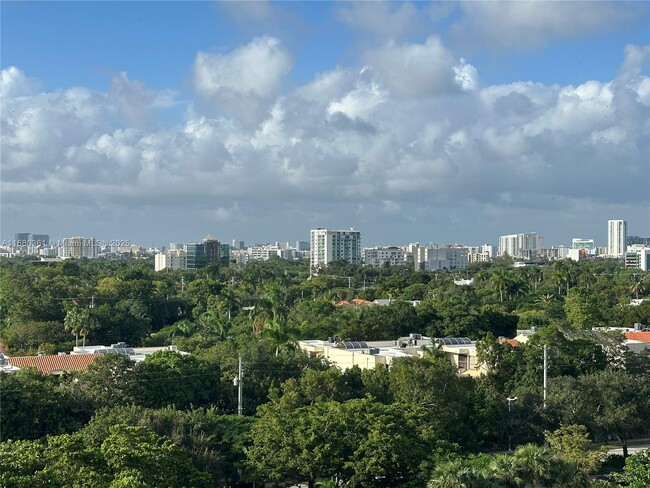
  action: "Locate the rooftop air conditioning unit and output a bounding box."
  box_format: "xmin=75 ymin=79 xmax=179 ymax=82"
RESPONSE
xmin=369 ymin=347 xmax=380 ymax=355
xmin=409 ymin=333 xmax=422 ymax=340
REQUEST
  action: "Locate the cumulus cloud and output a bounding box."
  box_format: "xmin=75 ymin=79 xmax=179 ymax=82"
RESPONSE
xmin=2 ymin=41 xmax=649 ymax=244
xmin=192 ymin=36 xmax=292 ymax=124
xmin=452 ymin=1 xmax=643 ymax=50
xmin=1 ymin=66 xmax=42 ymax=98
xmin=364 ymin=37 xmax=477 ymax=98
xmin=337 ymin=2 xmax=422 ymax=42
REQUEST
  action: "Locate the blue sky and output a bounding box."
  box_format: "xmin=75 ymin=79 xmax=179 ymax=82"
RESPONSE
xmin=2 ymin=1 xmax=649 ymax=247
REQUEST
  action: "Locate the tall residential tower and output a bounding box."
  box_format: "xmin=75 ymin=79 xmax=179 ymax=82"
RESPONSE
xmin=309 ymin=228 xmax=361 ymax=273
xmin=607 ymin=220 xmax=627 ymax=258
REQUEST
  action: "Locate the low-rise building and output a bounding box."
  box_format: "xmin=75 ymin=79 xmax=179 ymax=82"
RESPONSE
xmin=298 ymin=335 xmax=485 ymax=376
xmin=363 ymin=246 xmax=406 ymax=267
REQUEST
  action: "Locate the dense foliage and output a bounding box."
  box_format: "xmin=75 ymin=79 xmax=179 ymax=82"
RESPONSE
xmin=1 ymin=256 xmax=649 ymax=486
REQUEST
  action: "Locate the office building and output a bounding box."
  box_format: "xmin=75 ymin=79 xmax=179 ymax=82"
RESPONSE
xmin=310 ymin=228 xmax=361 ymax=272
xmin=628 ymin=236 xmax=650 ymax=247
xmin=572 ymin=238 xmax=595 ymax=250
xmin=625 ymin=246 xmax=650 ymax=271
xmin=607 ymin=220 xmax=627 ymax=258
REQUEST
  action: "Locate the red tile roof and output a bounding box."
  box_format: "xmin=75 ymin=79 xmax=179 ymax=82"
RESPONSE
xmin=625 ymin=331 xmax=650 ymax=343
xmin=8 ymin=354 xmax=99 ymax=375
xmin=499 ymin=338 xmax=520 ymax=347
xmin=351 ymin=298 xmax=373 ymax=306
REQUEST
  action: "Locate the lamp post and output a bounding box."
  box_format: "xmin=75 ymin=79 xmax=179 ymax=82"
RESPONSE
xmin=507 ymin=396 xmax=518 ymax=452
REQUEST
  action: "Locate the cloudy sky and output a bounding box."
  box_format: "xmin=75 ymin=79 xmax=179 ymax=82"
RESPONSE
xmin=2 ymin=1 xmax=649 ymax=248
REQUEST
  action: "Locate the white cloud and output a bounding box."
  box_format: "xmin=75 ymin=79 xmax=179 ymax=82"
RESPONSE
xmin=192 ymin=36 xmax=292 ymax=124
xmin=452 ymin=1 xmax=642 ymax=50
xmin=337 ymin=2 xmax=421 ymax=41
xmin=1 ymin=66 xmax=41 ymax=98
xmin=2 ymin=43 xmax=649 ymax=244
xmin=364 ymin=37 xmax=465 ymax=98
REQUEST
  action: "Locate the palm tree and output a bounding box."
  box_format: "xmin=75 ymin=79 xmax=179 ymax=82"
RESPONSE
xmin=64 ymin=306 xmax=90 ymax=348
xmin=428 ymin=460 xmax=496 ymax=488
xmin=489 ymin=454 xmax=522 ymax=487
xmin=261 ymin=318 xmax=301 ymax=356
xmin=491 ymin=268 xmax=513 ymax=302
xmin=215 ymin=284 xmax=241 ymax=320
xmin=535 ymin=293 xmax=555 ymax=309
xmin=578 ymin=270 xmax=597 ymax=290
xmin=512 ymin=444 xmax=553 ymax=487
xmin=629 ymin=276 xmax=646 ymax=300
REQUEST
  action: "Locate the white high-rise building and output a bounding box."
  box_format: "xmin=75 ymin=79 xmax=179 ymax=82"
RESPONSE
xmin=572 ymin=238 xmax=595 ymax=250
xmin=154 ymin=249 xmax=187 ymax=271
xmin=310 ymin=228 xmax=361 ymax=272
xmin=60 ymin=237 xmax=98 ymax=259
xmin=607 ymin=220 xmax=627 ymax=258
xmin=498 ymin=233 xmax=542 ymax=260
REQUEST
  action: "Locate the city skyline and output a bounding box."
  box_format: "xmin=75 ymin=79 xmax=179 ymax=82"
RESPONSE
xmin=2 ymin=2 xmax=649 ymax=246
xmin=6 ymin=217 xmax=647 ymax=251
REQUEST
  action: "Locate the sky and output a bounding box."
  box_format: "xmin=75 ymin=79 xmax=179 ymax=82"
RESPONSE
xmin=2 ymin=1 xmax=649 ymax=248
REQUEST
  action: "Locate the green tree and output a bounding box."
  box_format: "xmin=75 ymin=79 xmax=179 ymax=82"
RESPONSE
xmin=0 ymin=439 xmax=60 ymax=487
xmin=132 ymin=351 xmax=222 ymax=409
xmin=545 ymin=424 xmax=602 ymax=475
xmin=490 ymin=268 xmax=513 ymax=302
xmin=0 ymin=369 xmax=93 ymax=440
xmin=617 ymin=449 xmax=650 ymax=488
xmin=100 ymin=425 xmax=211 ymax=487
xmin=64 ymin=306 xmax=90 ymax=348
xmin=79 ymin=353 xmax=135 ymax=408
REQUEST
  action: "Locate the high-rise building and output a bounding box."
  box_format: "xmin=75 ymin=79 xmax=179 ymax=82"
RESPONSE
xmin=607 ymin=220 xmax=627 ymax=258
xmin=203 ymin=235 xmax=221 ymax=265
xmin=498 ymin=233 xmax=542 ymax=260
xmin=572 ymin=238 xmax=595 ymax=250
xmin=154 ymin=249 xmax=187 ymax=271
xmin=13 ymin=233 xmax=49 ymax=254
xmin=627 ymin=236 xmax=650 ymax=247
xmin=60 ymin=237 xmax=98 ymax=259
xmin=185 ymin=243 xmax=206 ymax=269
xmin=310 ymin=228 xmax=361 ymax=272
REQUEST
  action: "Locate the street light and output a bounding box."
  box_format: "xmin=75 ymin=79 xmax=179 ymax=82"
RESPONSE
xmin=507 ymin=396 xmax=518 ymax=452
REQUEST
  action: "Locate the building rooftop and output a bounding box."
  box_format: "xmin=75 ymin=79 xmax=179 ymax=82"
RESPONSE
xmin=624 ymin=331 xmax=650 ymax=343
xmin=8 ymin=353 xmax=99 ymax=375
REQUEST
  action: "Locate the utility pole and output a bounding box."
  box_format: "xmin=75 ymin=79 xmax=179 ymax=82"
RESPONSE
xmin=348 ymin=276 xmax=352 ymax=289
xmin=90 ymin=295 xmax=94 ymax=309
xmin=543 ymin=344 xmax=548 ymax=409
xmin=233 ymin=357 xmax=243 ymax=416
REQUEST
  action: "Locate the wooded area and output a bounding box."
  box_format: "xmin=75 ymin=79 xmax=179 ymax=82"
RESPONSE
xmin=1 ymin=256 xmax=649 ymax=487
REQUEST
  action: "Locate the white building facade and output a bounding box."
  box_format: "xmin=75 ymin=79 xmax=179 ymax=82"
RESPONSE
xmin=310 ymin=228 xmax=361 ymax=272
xmin=607 ymin=220 xmax=627 ymax=258
xmin=363 ymin=247 xmax=405 ymax=267
xmin=498 ymin=233 xmax=542 ymax=260
xmin=154 ymin=249 xmax=187 ymax=271
xmin=625 ymin=246 xmax=650 ymax=271
xmin=60 ymin=237 xmax=99 ymax=259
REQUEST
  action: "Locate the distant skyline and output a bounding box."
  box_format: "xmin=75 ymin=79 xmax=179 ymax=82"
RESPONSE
xmin=2 ymin=1 xmax=649 ymax=247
